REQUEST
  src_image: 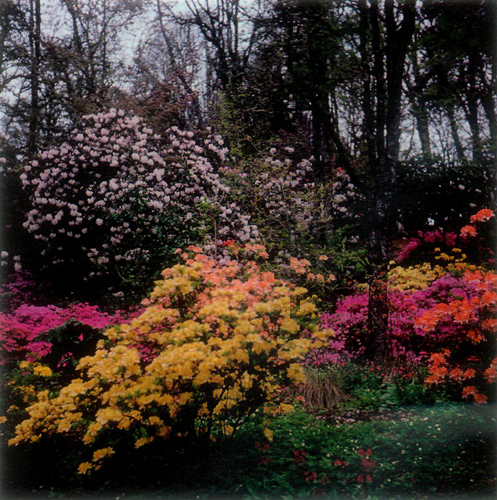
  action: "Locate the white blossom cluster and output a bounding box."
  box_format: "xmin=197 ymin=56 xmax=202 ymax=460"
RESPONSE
xmin=256 ymin=149 xmax=316 ymax=235
xmin=328 ymin=167 xmax=361 ymax=216
xmin=227 ymin=147 xmax=360 ymax=250
xmin=20 ymin=109 xmax=258 ymax=283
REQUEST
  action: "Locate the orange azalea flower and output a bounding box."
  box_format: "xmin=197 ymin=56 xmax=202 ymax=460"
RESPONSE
xmin=449 ymin=367 xmax=464 ymax=381
xmin=454 ymin=302 xmax=472 ymax=323
xmin=474 ymin=392 xmax=488 ymax=404
xmin=480 ymin=290 xmax=497 ymax=306
xmin=483 ymin=359 xmax=497 ymax=383
xmin=463 ymin=368 xmax=476 ymax=379
xmin=467 ymin=329 xmax=485 ymax=343
xmin=462 ymin=385 xmax=477 ymax=398
xmin=460 ymin=225 xmax=477 ymax=237
xmin=470 ymin=208 xmax=494 ymax=223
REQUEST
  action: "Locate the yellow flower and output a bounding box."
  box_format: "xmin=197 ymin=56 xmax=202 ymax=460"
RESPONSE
xmin=287 ymin=363 xmax=306 ymax=383
xmin=280 ymin=317 xmax=300 ymax=334
xmin=92 ymin=447 xmax=115 ymax=462
xmin=135 ymin=436 xmax=154 ymax=448
xmin=263 ymin=428 xmax=273 ymax=441
xmin=78 ymin=462 xmax=93 ymax=474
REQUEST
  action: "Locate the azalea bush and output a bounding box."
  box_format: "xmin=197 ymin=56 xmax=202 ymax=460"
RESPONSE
xmin=0 ymin=301 xmax=140 ymax=368
xmin=395 ymin=207 xmax=496 ymax=267
xmin=6 ymin=244 xmax=333 ymax=475
xmin=312 ymin=209 xmax=497 ymax=404
xmin=15 ymin=110 xmax=257 ymax=301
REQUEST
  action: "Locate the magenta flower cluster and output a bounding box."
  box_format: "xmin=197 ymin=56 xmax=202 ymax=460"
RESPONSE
xmin=396 ymin=230 xmax=458 ymax=263
xmin=0 ymin=302 xmax=137 ymax=364
xmin=310 ymin=273 xmax=481 ymax=370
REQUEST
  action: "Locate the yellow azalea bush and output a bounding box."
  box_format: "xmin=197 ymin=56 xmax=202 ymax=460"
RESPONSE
xmin=388 ymin=248 xmax=480 ymax=292
xmin=7 ymin=244 xmax=333 ymax=474
xmin=388 ymin=262 xmax=447 ymax=291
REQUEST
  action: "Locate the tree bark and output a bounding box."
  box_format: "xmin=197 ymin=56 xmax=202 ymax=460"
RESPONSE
xmin=28 ymin=0 xmax=41 ymax=154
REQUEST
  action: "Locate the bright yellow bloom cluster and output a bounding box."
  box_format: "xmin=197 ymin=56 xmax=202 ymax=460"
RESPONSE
xmin=433 ymin=247 xmax=477 ymax=273
xmin=388 ymin=262 xmax=446 ymax=291
xmin=388 ymin=246 xmax=479 ymax=291
xmin=8 ymin=244 xmax=333 ymax=473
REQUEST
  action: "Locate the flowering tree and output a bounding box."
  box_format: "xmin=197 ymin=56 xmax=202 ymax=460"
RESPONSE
xmin=6 ymin=245 xmax=333 ymax=474
xmin=18 ymin=110 xmax=258 ymax=300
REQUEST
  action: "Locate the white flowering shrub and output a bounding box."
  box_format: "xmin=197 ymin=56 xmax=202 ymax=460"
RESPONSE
xmin=222 ymin=147 xmax=361 ymax=256
xmin=20 ymin=109 xmax=257 ymax=300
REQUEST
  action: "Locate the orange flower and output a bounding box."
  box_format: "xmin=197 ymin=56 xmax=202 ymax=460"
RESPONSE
xmin=484 ymin=359 xmax=497 ymax=383
xmin=449 ymin=367 xmax=464 ymax=381
xmin=467 ymin=329 xmax=485 ymax=343
xmin=474 ymin=392 xmax=488 ymax=404
xmin=480 ymin=290 xmax=497 ymax=306
xmin=470 ymin=208 xmax=494 ymax=223
xmin=462 ymin=385 xmax=477 ymax=398
xmin=463 ymin=368 xmax=476 ymax=379
xmin=460 ymin=225 xmax=477 ymax=237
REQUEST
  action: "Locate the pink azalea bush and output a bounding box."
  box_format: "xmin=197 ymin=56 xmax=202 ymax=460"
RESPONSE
xmin=0 ymin=301 xmax=141 ymax=366
xmin=313 ymin=273 xmax=482 ymax=366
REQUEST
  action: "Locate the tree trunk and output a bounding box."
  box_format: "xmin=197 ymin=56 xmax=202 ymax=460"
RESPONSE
xmin=368 ymin=0 xmax=415 ymax=265
xmin=28 ymin=0 xmax=41 ymax=154
xmin=365 ymin=272 xmax=390 ymax=361
xmin=446 ymin=105 xmax=466 ymax=161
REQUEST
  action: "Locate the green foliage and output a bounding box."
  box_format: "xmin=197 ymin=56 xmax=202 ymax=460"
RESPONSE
xmin=304 ymin=363 xmax=448 ymax=413
xmin=394 ymin=159 xmax=495 ymax=234
xmin=244 ymin=404 xmax=496 ymax=499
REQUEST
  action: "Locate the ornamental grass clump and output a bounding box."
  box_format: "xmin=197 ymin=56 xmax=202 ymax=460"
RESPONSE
xmin=7 ymin=244 xmax=333 ymax=474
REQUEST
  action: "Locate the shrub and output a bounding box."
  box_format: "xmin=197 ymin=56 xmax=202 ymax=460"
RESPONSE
xmin=17 ymin=110 xmax=257 ymax=301
xmin=314 ymin=210 xmax=497 ymax=403
xmin=416 ymin=268 xmax=497 ymax=403
xmin=6 ymin=244 xmax=333 ymax=475
xmin=394 ymin=208 xmax=496 ymax=267
xmin=0 ymin=302 xmax=140 ymax=371
xmin=221 ymin=148 xmax=367 ymax=290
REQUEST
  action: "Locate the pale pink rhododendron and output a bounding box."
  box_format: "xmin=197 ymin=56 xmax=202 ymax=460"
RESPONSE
xmin=19 ymin=110 xmax=257 ymax=294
